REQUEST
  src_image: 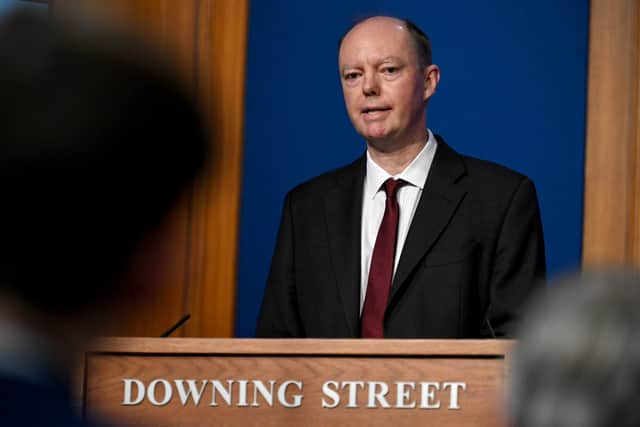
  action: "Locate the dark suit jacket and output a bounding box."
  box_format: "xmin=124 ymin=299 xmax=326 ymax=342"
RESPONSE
xmin=257 ymin=136 xmax=546 ymax=338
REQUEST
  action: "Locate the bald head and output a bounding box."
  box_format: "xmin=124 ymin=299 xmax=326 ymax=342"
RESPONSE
xmin=338 ymin=16 xmax=432 ymax=70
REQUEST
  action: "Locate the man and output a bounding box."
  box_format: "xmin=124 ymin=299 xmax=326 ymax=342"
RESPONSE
xmin=257 ymin=16 xmax=545 ymax=339
xmin=508 ymin=272 xmax=640 ymax=427
xmin=0 ymin=9 xmax=208 ymax=426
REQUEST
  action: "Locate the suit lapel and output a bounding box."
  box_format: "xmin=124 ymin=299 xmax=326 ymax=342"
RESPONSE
xmin=389 ymin=137 xmax=467 ymax=302
xmin=324 ymin=156 xmax=365 ymax=337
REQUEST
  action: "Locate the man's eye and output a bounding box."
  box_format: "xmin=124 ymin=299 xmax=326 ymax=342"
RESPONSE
xmin=383 ymin=67 xmax=398 ymax=74
xmin=344 ymin=72 xmax=360 ymax=80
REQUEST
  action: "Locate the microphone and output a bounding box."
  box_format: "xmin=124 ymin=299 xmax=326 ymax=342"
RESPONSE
xmin=160 ymin=313 xmax=191 ymax=337
xmin=482 ymin=317 xmax=497 ymax=338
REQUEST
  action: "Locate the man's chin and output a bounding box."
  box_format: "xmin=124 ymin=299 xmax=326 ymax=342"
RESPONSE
xmin=358 ymin=127 xmax=391 ymax=143
xmin=363 ymin=135 xmax=400 ymax=153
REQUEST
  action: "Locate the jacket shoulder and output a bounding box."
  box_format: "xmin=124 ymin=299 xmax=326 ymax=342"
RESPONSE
xmin=434 ymin=135 xmax=532 ymax=190
xmin=461 ymin=154 xmax=529 ymax=185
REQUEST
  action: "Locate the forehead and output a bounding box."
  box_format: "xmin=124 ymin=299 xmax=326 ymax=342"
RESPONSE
xmin=339 ymin=18 xmax=415 ymax=66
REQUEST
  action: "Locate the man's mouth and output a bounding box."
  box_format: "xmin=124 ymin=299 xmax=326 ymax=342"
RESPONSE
xmin=362 ymin=107 xmax=391 ymax=115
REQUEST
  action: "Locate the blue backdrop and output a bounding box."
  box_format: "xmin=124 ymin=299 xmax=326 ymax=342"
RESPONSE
xmin=246 ymin=1 xmax=589 ymax=337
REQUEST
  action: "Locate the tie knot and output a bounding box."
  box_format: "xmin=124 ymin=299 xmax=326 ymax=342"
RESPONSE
xmin=382 ymin=178 xmax=406 ymax=201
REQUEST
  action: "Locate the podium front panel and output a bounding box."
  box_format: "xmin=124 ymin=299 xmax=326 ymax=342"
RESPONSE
xmin=83 ymin=338 xmax=512 ymax=426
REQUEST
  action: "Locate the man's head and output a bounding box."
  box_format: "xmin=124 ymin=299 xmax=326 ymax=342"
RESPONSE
xmin=338 ymin=16 xmax=439 ymax=150
xmin=0 ymin=10 xmax=209 ymax=316
xmin=508 ymin=271 xmax=640 ymax=427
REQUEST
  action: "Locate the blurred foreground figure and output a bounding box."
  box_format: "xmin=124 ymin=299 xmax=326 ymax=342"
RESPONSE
xmin=508 ymin=271 xmax=640 ymax=427
xmin=0 ymin=9 xmax=208 ymax=426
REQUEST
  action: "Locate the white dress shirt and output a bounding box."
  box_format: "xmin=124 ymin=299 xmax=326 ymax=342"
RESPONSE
xmin=360 ymin=130 xmax=438 ymax=312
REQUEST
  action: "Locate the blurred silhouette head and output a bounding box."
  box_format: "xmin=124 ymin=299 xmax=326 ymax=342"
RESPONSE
xmin=0 ymin=10 xmax=209 ymax=315
xmin=508 ymin=271 xmax=640 ymax=427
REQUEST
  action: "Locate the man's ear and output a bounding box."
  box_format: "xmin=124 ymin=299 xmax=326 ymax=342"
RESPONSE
xmin=423 ymin=64 xmax=440 ymax=101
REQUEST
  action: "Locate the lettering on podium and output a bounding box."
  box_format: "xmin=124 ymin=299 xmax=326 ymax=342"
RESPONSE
xmin=121 ymin=378 xmax=466 ymax=410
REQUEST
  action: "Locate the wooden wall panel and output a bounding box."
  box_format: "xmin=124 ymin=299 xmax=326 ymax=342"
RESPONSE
xmin=583 ymin=0 xmax=640 ymax=268
xmin=52 ymin=0 xmax=247 ymax=336
xmin=185 ymin=0 xmax=248 ymax=337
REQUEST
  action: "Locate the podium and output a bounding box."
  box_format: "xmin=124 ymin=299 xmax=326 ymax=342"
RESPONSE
xmin=82 ymin=338 xmax=513 ymax=426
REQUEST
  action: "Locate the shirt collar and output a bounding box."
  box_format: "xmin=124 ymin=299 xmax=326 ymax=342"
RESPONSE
xmin=364 ymin=129 xmax=438 ymax=199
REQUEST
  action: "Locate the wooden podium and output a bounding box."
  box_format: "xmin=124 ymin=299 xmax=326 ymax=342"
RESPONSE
xmin=82 ymin=338 xmax=513 ymax=426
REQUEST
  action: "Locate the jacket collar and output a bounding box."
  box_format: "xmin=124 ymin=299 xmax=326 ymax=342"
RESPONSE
xmin=322 ymin=135 xmax=467 ymax=335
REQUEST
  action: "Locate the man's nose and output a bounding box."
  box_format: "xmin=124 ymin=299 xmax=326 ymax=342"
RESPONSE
xmin=362 ymin=71 xmax=380 ymax=96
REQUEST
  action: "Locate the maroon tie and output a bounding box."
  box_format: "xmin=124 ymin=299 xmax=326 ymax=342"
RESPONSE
xmin=361 ymin=178 xmax=407 ymax=338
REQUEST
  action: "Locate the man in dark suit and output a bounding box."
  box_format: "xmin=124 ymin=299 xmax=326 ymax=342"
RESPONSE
xmin=257 ymin=16 xmax=545 ymax=339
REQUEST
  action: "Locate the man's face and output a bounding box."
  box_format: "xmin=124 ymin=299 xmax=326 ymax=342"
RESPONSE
xmin=338 ymin=18 xmax=431 ymax=147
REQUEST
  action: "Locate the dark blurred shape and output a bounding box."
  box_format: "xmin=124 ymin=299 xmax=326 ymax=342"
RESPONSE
xmin=0 ymin=8 xmax=209 ymax=426
xmin=0 ymin=10 xmax=207 ymax=313
xmin=508 ymin=271 xmax=640 ymax=427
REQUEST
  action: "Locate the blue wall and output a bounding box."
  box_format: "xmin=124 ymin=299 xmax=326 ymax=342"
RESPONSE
xmin=237 ymin=0 xmax=589 ymax=336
